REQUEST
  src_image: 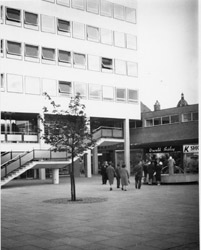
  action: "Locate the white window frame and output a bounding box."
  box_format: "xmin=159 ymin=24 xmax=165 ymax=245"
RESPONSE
xmin=6 ymin=40 xmax=22 ymax=60
xmin=25 ymin=76 xmax=41 ymax=95
xmin=42 ymin=0 xmax=55 ymax=3
xmin=58 ymin=49 xmax=71 ymax=66
xmin=42 ymin=47 xmax=56 ymax=64
xmin=73 ymin=52 xmax=86 ymax=69
xmin=89 ymin=84 xmax=102 ymax=100
xmin=114 ymin=31 xmax=125 ymax=48
xmin=74 ymin=82 xmax=87 ymax=99
xmin=0 ymin=39 xmax=4 ymax=57
xmin=24 ymin=11 xmax=39 ymax=30
xmin=182 ymin=113 xmax=192 ymax=122
xmin=113 ymin=4 xmax=124 ymax=20
xmin=88 ymin=54 xmax=100 ymax=71
xmin=115 ymin=59 xmax=126 ymax=75
xmin=0 ymin=6 xmax=4 ymax=24
xmin=58 ymin=81 xmax=72 ymax=95
xmin=170 ymin=114 xmax=179 ymax=124
xmin=41 ymin=14 xmax=55 ymax=33
xmin=56 ymin=0 xmax=70 ymax=7
xmin=154 ymin=117 xmax=162 ymax=126
xmin=7 ymin=74 xmax=23 ymax=93
xmin=126 ymin=34 xmax=137 ymax=50
xmin=102 ymin=85 xmax=114 ymax=101
xmin=127 ymin=89 xmax=138 ymax=103
xmin=57 ymin=18 xmax=71 ymax=36
xmin=116 ymin=88 xmax=126 ymax=102
xmin=127 ymin=61 xmax=138 ymax=77
xmin=72 ymin=21 xmax=85 ymax=39
xmin=87 ymin=25 xmax=100 ymax=42
xmin=24 ymin=44 xmax=39 ymax=62
xmin=6 ymin=7 xmax=21 ymax=26
xmin=100 ymin=0 xmax=113 ymax=17
xmin=125 ymin=7 xmax=136 ymax=24
xmin=86 ymin=0 xmax=99 ymax=14
xmin=101 ymin=57 xmax=113 ymax=73
xmin=42 ymin=78 xmax=57 ymax=96
xmin=1 ymin=73 xmax=5 ymax=91
xmin=100 ymin=28 xmax=113 ymax=45
xmin=71 ymin=0 xmax=86 ymax=10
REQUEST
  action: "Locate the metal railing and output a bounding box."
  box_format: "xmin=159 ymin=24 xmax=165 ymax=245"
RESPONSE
xmin=92 ymin=126 xmax=123 ymax=140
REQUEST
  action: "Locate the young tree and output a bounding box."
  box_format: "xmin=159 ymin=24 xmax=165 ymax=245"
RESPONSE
xmin=41 ymin=93 xmax=95 ymax=201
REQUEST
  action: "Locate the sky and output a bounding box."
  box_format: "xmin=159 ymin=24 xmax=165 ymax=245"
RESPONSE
xmin=137 ymin=0 xmax=199 ymax=110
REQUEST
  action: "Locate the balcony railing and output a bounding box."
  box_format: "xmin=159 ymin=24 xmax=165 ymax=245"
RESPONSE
xmin=92 ymin=126 xmax=123 ymax=140
xmin=0 ymin=132 xmax=38 ymax=142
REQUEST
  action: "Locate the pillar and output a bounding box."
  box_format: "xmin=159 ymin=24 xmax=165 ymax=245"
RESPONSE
xmin=39 ymin=168 xmax=46 ymax=180
xmin=124 ymin=118 xmax=130 ymax=174
xmin=52 ymin=169 xmax=59 ymax=184
xmin=33 ymin=169 xmax=37 ymax=179
xmin=92 ymin=146 xmax=98 ymax=175
xmin=86 ymin=150 xmax=92 ymax=178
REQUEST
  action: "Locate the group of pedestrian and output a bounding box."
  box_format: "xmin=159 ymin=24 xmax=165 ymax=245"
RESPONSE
xmin=143 ymin=158 xmax=163 ymax=185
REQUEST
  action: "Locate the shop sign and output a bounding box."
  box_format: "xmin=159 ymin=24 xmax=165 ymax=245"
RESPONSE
xmin=183 ymin=145 xmax=199 ymax=153
xmin=146 ymin=146 xmax=180 ymax=153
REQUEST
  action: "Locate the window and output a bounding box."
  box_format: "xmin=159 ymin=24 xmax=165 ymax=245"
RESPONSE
xmin=101 ymin=57 xmax=113 ymax=72
xmin=128 ymin=89 xmax=138 ymax=102
xmin=116 ymin=88 xmax=126 ymax=102
xmin=125 ymin=7 xmax=136 ymax=23
xmin=100 ymin=0 xmax=112 ymax=17
xmin=86 ymin=0 xmax=99 ymax=14
xmin=102 ymin=86 xmax=114 ymax=101
xmin=72 ymin=0 xmax=85 ymax=10
xmin=58 ymin=81 xmax=72 ymax=95
xmin=87 ymin=25 xmax=99 ymax=42
xmin=114 ymin=4 xmax=124 ymax=20
xmin=115 ymin=60 xmax=126 ymax=75
xmin=127 ymin=62 xmax=138 ymax=77
xmin=0 ymin=6 xmax=3 ymax=24
xmin=146 ymin=119 xmax=153 ymax=127
xmin=6 ymin=7 xmax=21 ymax=26
xmin=1 ymin=73 xmax=4 ymax=90
xmin=162 ymin=116 xmax=170 ymax=125
xmin=88 ymin=55 xmax=100 ymax=71
xmin=24 ymin=11 xmax=38 ymax=30
xmin=0 ymin=39 xmax=3 ymax=57
xmin=57 ymin=0 xmax=70 ymax=7
xmin=25 ymin=44 xmax=39 ymax=60
xmin=72 ymin=22 xmax=85 ymax=39
xmin=25 ymin=76 xmax=40 ymax=95
xmin=114 ymin=31 xmax=125 ymax=47
xmin=182 ymin=113 xmax=191 ymax=122
xmin=58 ymin=50 xmax=71 ymax=65
xmin=101 ymin=28 xmax=113 ymax=45
xmin=42 ymin=47 xmax=56 ymax=62
xmin=42 ymin=78 xmax=57 ymax=96
xmin=73 ymin=52 xmax=86 ymax=69
xmin=126 ymin=34 xmax=137 ymax=50
xmin=170 ymin=114 xmax=179 ymax=123
xmin=192 ymin=112 xmax=198 ymax=121
xmin=89 ymin=84 xmax=101 ymax=100
xmin=154 ymin=117 xmax=161 ymax=126
xmin=74 ymin=82 xmax=87 ymax=98
xmin=57 ymin=19 xmax=71 ymax=36
xmin=6 ymin=41 xmax=22 ymax=58
xmin=41 ymin=14 xmax=55 ymax=33
xmin=7 ymin=74 xmax=23 ymax=93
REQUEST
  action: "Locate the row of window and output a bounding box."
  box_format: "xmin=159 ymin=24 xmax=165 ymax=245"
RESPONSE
xmin=1 ymin=6 xmax=137 ymax=50
xmin=41 ymin=0 xmax=137 ymax=23
xmin=1 ymin=40 xmax=138 ymax=77
xmin=0 ymin=74 xmax=139 ymax=103
xmin=145 ymin=112 xmax=198 ymax=127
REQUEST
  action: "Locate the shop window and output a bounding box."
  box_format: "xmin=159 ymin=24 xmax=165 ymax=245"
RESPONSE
xmin=125 ymin=7 xmax=136 ymax=24
xmin=114 ymin=31 xmax=125 ymax=48
xmin=101 ymin=57 xmax=113 ymax=72
xmin=7 ymin=74 xmax=23 ymax=93
xmin=25 ymin=76 xmax=40 ymax=95
xmin=73 ymin=52 xmax=86 ymax=69
xmin=42 ymin=78 xmax=57 ymax=96
xmin=115 ymin=59 xmax=126 ymax=75
xmin=42 ymin=47 xmax=56 ymax=63
xmin=89 ymin=84 xmax=101 ymax=100
xmin=1 ymin=73 xmax=4 ymax=91
xmin=57 ymin=19 xmax=71 ymax=36
xmin=41 ymin=14 xmax=55 ymax=33
xmin=100 ymin=0 xmax=113 ymax=17
xmin=145 ymin=119 xmax=153 ymax=127
xmin=58 ymin=50 xmax=71 ymax=66
xmin=24 ymin=11 xmax=39 ymax=30
xmin=74 ymin=82 xmax=87 ymax=98
xmin=6 ymin=7 xmax=21 ymax=26
xmin=101 ymin=28 xmax=113 ymax=45
xmin=127 ymin=61 xmax=138 ymax=77
xmin=126 ymin=34 xmax=137 ymax=50
xmin=0 ymin=6 xmax=3 ymax=24
xmin=102 ymin=86 xmax=114 ymax=101
xmin=72 ymin=0 xmax=85 ymax=10
xmin=58 ymin=81 xmax=72 ymax=95
xmin=170 ymin=114 xmax=179 ymax=123
xmin=154 ymin=117 xmax=161 ymax=126
xmin=116 ymin=88 xmax=126 ymax=102
xmin=0 ymin=39 xmax=3 ymax=57
xmin=127 ymin=89 xmax=138 ymax=103
xmin=72 ymin=22 xmax=85 ymax=39
xmin=88 ymin=54 xmax=100 ymax=71
xmin=86 ymin=0 xmax=99 ymax=14
xmin=182 ymin=113 xmax=192 ymax=122
xmin=162 ymin=116 xmax=170 ymax=125
xmin=6 ymin=40 xmax=22 ymax=59
xmin=87 ymin=25 xmax=99 ymax=42
xmin=192 ymin=112 xmax=198 ymax=121
xmin=57 ymin=0 xmax=70 ymax=7
xmin=25 ymin=44 xmax=39 ymax=62
xmin=114 ymin=4 xmax=124 ymax=20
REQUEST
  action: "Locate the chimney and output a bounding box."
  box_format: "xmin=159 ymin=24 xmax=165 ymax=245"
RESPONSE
xmin=154 ymin=100 xmax=160 ymax=111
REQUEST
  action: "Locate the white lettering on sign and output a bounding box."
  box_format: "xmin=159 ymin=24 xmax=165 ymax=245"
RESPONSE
xmin=149 ymin=148 xmax=161 ymax=153
xmin=183 ymin=145 xmax=199 ymax=153
xmin=164 ymin=146 xmax=175 ymax=152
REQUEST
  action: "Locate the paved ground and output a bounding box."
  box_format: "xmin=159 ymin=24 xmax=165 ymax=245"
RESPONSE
xmin=1 ymin=175 xmax=199 ymax=250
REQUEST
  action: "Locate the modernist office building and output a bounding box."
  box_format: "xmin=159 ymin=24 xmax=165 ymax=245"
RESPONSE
xmin=0 ymin=0 xmax=139 ymax=180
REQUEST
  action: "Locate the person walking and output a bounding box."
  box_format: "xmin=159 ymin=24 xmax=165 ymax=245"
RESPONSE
xmin=106 ymin=162 xmax=116 ymax=191
xmin=133 ymin=160 xmax=143 ymax=189
xmin=143 ymin=159 xmax=149 ymax=184
xmin=155 ymin=160 xmax=163 ymax=185
xmin=147 ymin=160 xmax=155 ymax=185
xmin=120 ymin=164 xmax=129 ymax=191
xmin=101 ymin=161 xmax=108 ymax=184
xmin=115 ymin=164 xmax=121 ymax=188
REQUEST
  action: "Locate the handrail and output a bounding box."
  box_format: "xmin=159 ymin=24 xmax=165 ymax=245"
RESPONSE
xmin=1 ymin=151 xmax=31 ymax=169
xmin=92 ymin=126 xmax=122 ymax=133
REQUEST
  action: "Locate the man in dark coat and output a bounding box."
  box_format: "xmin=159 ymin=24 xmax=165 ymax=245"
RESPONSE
xmin=101 ymin=161 xmax=108 ymax=184
xmin=115 ymin=164 xmax=121 ymax=188
xmin=133 ymin=160 xmax=143 ymax=189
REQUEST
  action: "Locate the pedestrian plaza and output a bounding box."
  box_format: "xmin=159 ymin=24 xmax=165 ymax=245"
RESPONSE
xmin=1 ymin=176 xmax=199 ymax=250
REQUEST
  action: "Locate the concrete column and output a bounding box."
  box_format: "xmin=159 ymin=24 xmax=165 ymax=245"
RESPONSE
xmin=52 ymin=169 xmax=59 ymax=184
xmin=124 ymin=118 xmax=130 ymax=174
xmin=92 ymin=146 xmax=98 ymax=175
xmin=33 ymin=169 xmax=37 ymax=179
xmin=86 ymin=150 xmax=92 ymax=178
xmin=39 ymin=168 xmax=46 ymax=180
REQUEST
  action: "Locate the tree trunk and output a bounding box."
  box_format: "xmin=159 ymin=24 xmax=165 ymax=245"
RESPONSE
xmin=70 ymin=152 xmax=76 ymax=201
